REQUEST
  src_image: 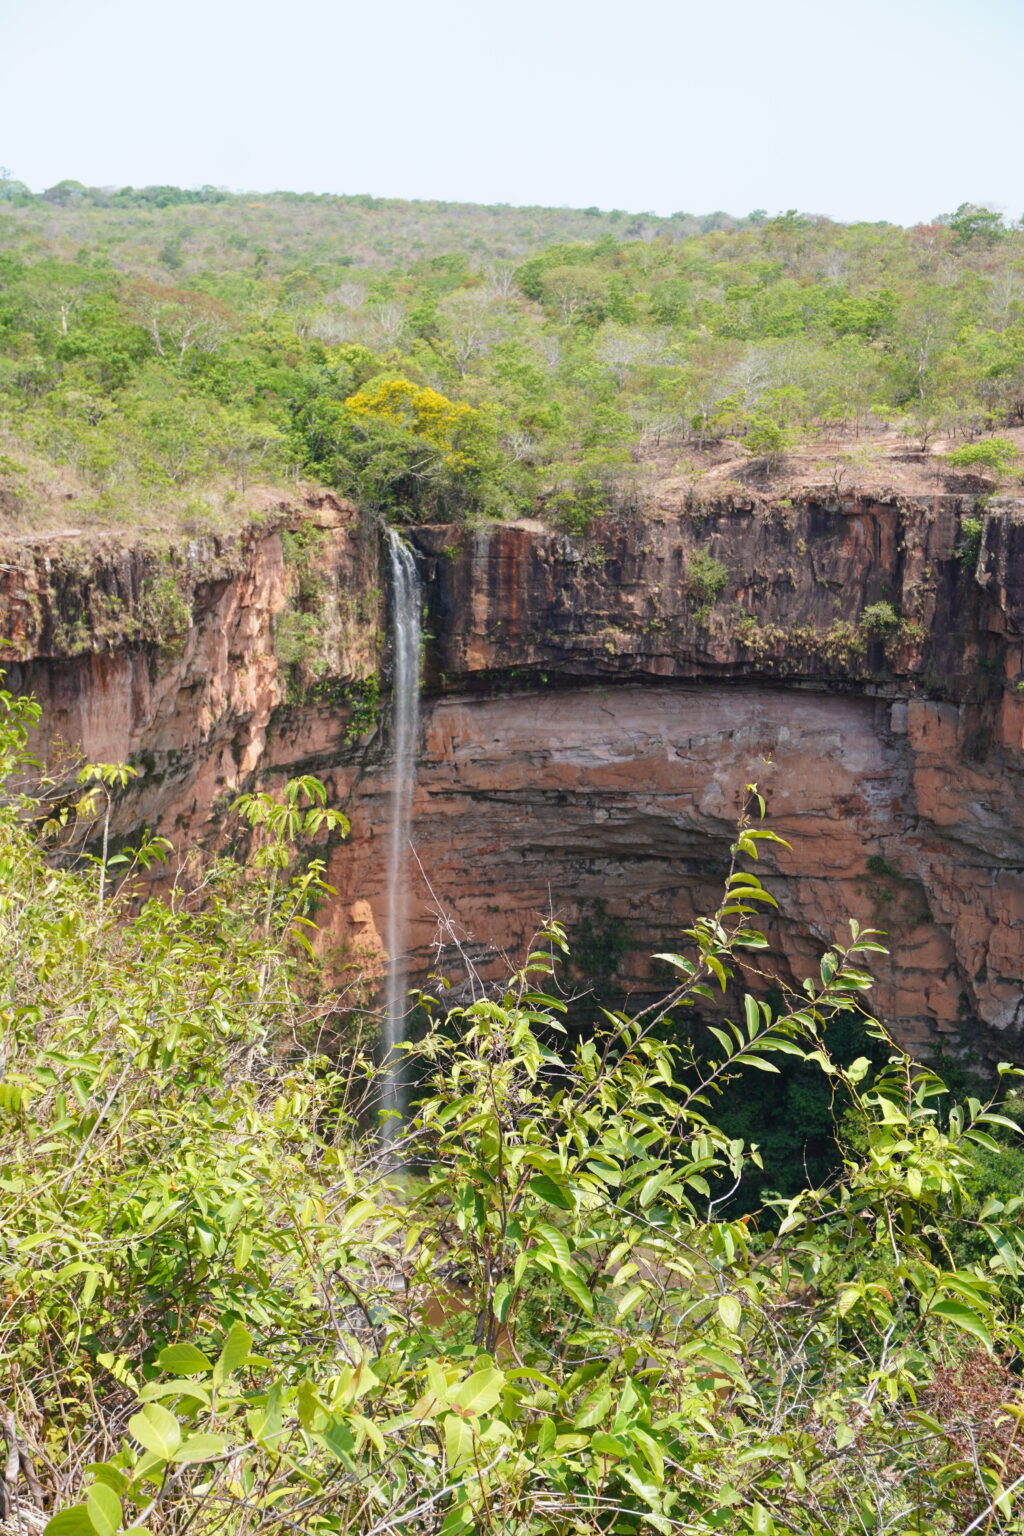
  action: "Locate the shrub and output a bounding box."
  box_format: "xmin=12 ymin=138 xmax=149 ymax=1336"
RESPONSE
xmin=685 ymin=547 xmax=729 ymax=604
xmin=860 ymin=599 xmax=900 ymax=637
xmin=1 ymin=683 xmax=1023 ymax=1536
xmin=743 ymin=412 xmax=795 ymax=468
xmin=946 ymin=437 xmax=1019 ymax=474
xmin=958 ymin=513 xmax=985 ymax=570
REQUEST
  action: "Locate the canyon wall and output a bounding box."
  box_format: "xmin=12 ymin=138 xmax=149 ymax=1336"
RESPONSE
xmin=2 ymin=487 xmax=1023 ymax=1058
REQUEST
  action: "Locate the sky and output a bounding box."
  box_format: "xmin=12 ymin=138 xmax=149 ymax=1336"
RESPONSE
xmin=2 ymin=0 xmax=1021 ymax=226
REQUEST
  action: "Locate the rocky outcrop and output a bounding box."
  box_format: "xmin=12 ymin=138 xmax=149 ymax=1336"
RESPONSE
xmin=3 ymin=489 xmax=1023 ymax=1059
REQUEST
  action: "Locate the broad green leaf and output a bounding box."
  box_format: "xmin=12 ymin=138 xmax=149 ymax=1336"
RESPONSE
xmin=639 ymin=1169 xmax=676 ymax=1208
xmin=493 ymin=1280 xmax=513 ymax=1322
xmin=156 ymin=1343 xmax=212 ymax=1375
xmin=444 ymin=1412 xmax=475 ymax=1470
xmin=534 ymin=1417 xmax=557 ymax=1456
xmin=574 ymin=1385 xmax=611 ymax=1429
xmin=45 ymin=1510 xmax=94 ymax=1536
xmin=652 ymin=952 xmax=694 ymax=975
xmin=171 ymin=1433 xmax=230 ymax=1463
xmin=450 ymin=1365 xmax=505 ymax=1417
xmin=558 ymin=1266 xmax=594 ymax=1316
xmin=128 ymin=1402 xmax=181 ymax=1460
xmin=138 ymin=1380 xmax=211 ymax=1406
xmin=592 ymin=1431 xmax=628 ymax=1459
xmin=534 ymin=1222 xmax=571 ymax=1270
xmin=86 ymin=1484 xmax=121 ymax=1536
xmin=528 ymin=1173 xmax=573 ymax=1210
xmin=214 ymin=1321 xmax=252 ymax=1386
xmin=615 ymin=1284 xmax=646 ymax=1320
xmin=930 ymin=1299 xmax=993 ymax=1347
xmin=717 ymin=1294 xmax=742 ymax=1332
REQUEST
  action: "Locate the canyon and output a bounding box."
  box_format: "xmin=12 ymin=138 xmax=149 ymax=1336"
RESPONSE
xmin=2 ymin=482 xmax=1023 ymax=1060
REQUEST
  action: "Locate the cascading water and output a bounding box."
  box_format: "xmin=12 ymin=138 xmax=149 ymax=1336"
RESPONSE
xmin=381 ymin=528 xmax=422 ymax=1142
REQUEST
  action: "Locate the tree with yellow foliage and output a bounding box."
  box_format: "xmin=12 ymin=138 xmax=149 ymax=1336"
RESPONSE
xmin=335 ymin=375 xmax=514 ymax=521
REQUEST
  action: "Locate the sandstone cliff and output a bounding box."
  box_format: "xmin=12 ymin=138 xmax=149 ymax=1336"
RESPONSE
xmin=2 ymin=487 xmax=1022 ymax=1059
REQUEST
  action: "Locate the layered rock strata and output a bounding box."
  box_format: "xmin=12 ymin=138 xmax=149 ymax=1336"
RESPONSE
xmin=2 ymin=489 xmax=1023 ymax=1057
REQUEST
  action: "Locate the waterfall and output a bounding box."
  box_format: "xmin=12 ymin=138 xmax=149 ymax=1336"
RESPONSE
xmin=381 ymin=528 xmax=421 ymax=1141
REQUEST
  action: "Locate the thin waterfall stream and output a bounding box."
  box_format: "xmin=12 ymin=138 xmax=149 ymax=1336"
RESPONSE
xmin=382 ymin=528 xmax=422 ymax=1141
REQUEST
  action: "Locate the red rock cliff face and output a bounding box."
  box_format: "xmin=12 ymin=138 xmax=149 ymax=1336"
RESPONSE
xmin=3 ymin=491 xmax=1024 ymax=1058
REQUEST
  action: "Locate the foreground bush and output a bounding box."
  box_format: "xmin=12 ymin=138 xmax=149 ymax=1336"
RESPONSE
xmin=1 ymin=683 xmax=1024 ymax=1535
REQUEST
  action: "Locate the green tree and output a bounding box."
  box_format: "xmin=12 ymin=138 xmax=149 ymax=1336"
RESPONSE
xmin=947 ymin=201 xmax=1007 ymax=245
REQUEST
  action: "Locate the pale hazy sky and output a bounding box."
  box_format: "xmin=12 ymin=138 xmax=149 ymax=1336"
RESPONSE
xmin=2 ymin=0 xmax=1020 ymax=225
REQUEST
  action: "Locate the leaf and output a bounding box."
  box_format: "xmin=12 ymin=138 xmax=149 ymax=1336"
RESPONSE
xmin=930 ymin=1299 xmax=993 ymax=1348
xmin=171 ymin=1433 xmax=230 ymax=1463
xmin=592 ymin=1431 xmax=627 ymax=1459
xmin=615 ymin=1283 xmax=646 ymax=1320
xmin=574 ymin=1385 xmax=611 ymax=1428
xmin=213 ymin=1320 xmax=252 ymax=1386
xmin=138 ymin=1380 xmax=212 ymax=1406
xmin=652 ymin=952 xmax=694 ymax=975
xmin=534 ymin=1222 xmax=571 ymax=1271
xmin=639 ymin=1169 xmax=676 ymax=1208
xmin=450 ymin=1365 xmax=505 ymax=1417
xmin=557 ymin=1265 xmax=594 ymax=1316
xmin=86 ymin=1485 xmax=122 ymax=1536
xmin=128 ymin=1402 xmax=181 ymax=1460
xmin=493 ymin=1280 xmax=513 ymax=1323
xmin=156 ymin=1343 xmax=212 ymax=1375
xmin=444 ymin=1411 xmax=475 ymax=1470
xmin=717 ymin=1294 xmax=742 ymax=1332
xmin=534 ymin=1417 xmax=557 ymax=1456
xmin=45 ymin=1511 xmax=95 ymax=1536
xmin=528 ymin=1174 xmax=573 ymax=1210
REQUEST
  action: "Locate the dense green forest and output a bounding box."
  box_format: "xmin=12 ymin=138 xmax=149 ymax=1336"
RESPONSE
xmin=4 ymin=682 xmax=1024 ymax=1535
xmin=1 ymin=180 xmax=1023 ymax=533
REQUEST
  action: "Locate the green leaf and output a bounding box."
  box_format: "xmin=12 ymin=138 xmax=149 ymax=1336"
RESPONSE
xmin=717 ymin=1294 xmax=742 ymax=1332
xmin=615 ymin=1283 xmax=646 ymax=1320
xmin=450 ymin=1365 xmax=505 ymax=1417
xmin=529 ymin=1418 xmax=555 ymax=1457
xmin=592 ymin=1431 xmax=627 ymax=1459
xmin=128 ymin=1403 xmax=181 ymax=1460
xmin=574 ymin=1385 xmax=611 ymax=1428
xmin=534 ymin=1222 xmax=571 ymax=1271
xmin=213 ymin=1321 xmax=252 ymax=1386
xmin=86 ymin=1484 xmax=122 ymax=1536
xmin=444 ymin=1412 xmax=475 ymax=1470
xmin=493 ymin=1280 xmax=513 ymax=1323
xmin=930 ymin=1299 xmax=993 ymax=1348
xmin=171 ymin=1433 xmax=229 ymax=1464
xmin=156 ymin=1343 xmax=212 ymax=1375
xmin=45 ymin=1509 xmax=95 ymax=1536
xmin=652 ymin=952 xmax=694 ymax=975
xmin=639 ymin=1169 xmax=676 ymax=1208
xmin=528 ymin=1174 xmax=573 ymax=1210
xmin=558 ymin=1265 xmax=594 ymax=1316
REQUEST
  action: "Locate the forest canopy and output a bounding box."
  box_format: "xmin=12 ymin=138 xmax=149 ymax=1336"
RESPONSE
xmin=1 ymin=184 xmax=1023 ymax=531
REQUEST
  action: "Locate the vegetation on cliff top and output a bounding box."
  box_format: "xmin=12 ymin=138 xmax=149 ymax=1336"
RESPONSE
xmin=2 ymin=186 xmax=1024 ymax=532
xmin=4 ymin=674 xmax=1024 ymax=1534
